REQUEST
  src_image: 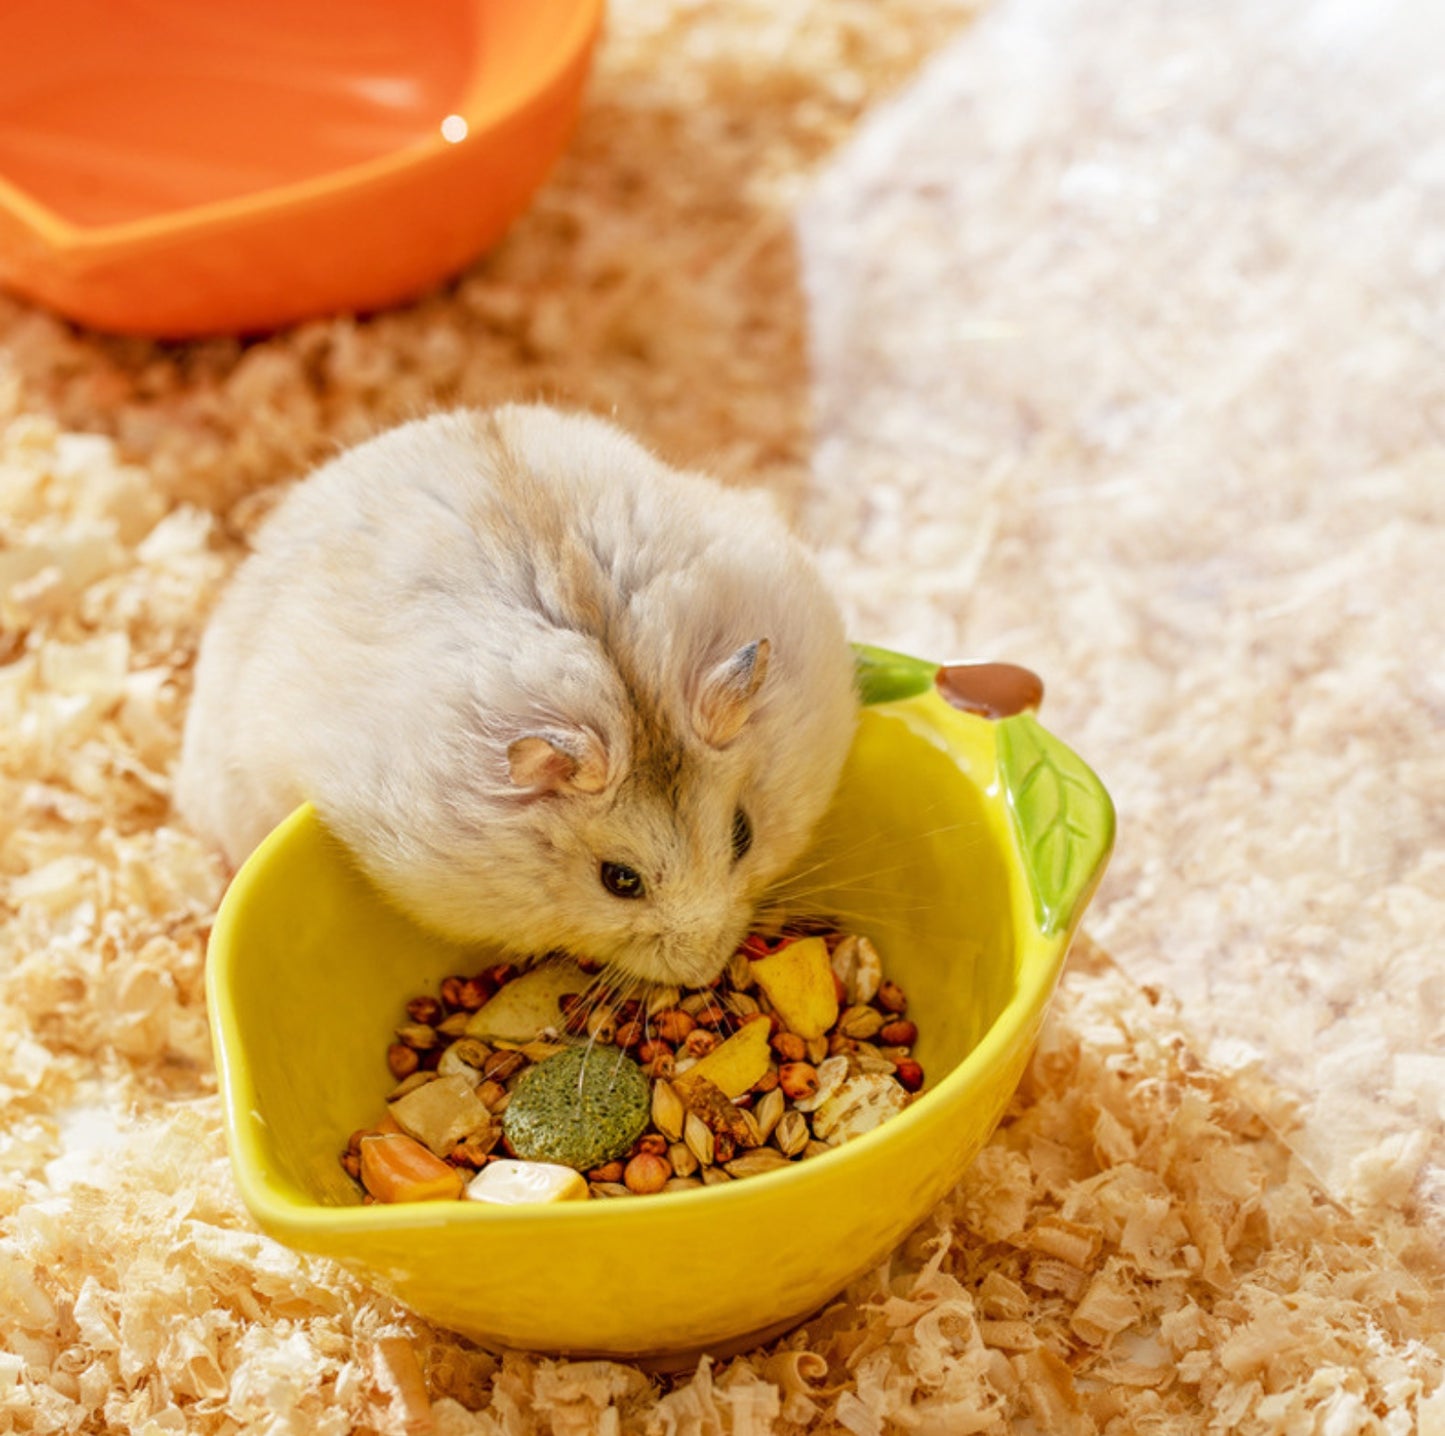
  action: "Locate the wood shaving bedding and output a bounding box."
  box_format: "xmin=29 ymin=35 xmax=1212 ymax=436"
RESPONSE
xmin=0 ymin=0 xmax=1441 ymax=1430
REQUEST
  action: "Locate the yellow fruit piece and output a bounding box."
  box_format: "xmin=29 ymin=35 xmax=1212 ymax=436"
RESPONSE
xmin=749 ymin=936 xmax=839 ymax=1039
xmin=389 ymin=1073 xmax=493 ymax=1157
xmin=359 ymin=1133 xmax=465 ymax=1203
xmin=465 ymin=1159 xmax=589 ymax=1205
xmin=465 ymin=961 xmax=589 ymax=1042
xmin=673 ymin=1014 xmax=770 ymax=1100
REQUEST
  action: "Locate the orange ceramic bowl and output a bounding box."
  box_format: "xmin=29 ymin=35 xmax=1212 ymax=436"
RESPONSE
xmin=0 ymin=0 xmax=603 ymax=336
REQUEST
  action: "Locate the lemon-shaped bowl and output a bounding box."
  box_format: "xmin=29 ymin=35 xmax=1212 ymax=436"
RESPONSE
xmin=0 ymin=0 xmax=602 ymax=337
xmin=205 ymin=647 xmax=1114 ymax=1362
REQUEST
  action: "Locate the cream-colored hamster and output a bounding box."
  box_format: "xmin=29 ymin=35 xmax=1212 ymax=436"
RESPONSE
xmin=177 ymin=404 xmax=859 ymax=986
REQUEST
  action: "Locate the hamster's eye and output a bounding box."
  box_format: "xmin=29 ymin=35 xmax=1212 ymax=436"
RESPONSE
xmin=600 ymin=861 xmax=646 ymax=900
xmin=731 ymin=808 xmax=753 ymax=863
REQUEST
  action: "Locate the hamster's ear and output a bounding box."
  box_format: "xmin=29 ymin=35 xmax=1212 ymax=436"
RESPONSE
xmin=693 ymin=638 xmax=771 ymax=748
xmin=507 ymin=727 xmax=610 ymax=795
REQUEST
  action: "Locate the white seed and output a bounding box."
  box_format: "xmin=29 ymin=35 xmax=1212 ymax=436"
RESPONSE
xmin=754 ymin=1086 xmax=786 ymax=1143
xmin=812 ymin=1072 xmax=911 ymax=1145
xmin=589 ymin=1181 xmax=632 ymax=1199
xmin=831 ymin=934 xmax=882 ymax=1005
xmin=684 ymin=1112 xmax=715 ymax=1167
xmin=728 ymin=992 xmax=760 ymax=1018
xmin=436 ymin=1037 xmax=491 ymax=1078
xmin=386 ymin=1070 xmax=439 ymax=1101
xmin=736 ymin=1108 xmax=764 ymax=1149
xmin=665 ymin=1176 xmax=703 ymax=1192
xmin=701 ymin=1166 xmax=733 ymax=1186
xmin=651 ymin=1079 xmax=686 ymax=1142
xmin=773 ymin=1109 xmax=809 ymax=1157
xmin=724 ymin=1148 xmax=793 ymax=1179
xmin=726 ymin=951 xmax=755 ymax=991
xmin=838 ymin=1005 xmax=885 ymax=1041
xmin=792 ymin=1055 xmax=850 ymax=1113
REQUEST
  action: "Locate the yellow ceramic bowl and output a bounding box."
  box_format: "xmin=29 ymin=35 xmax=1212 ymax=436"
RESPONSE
xmin=206 ymin=647 xmax=1114 ymax=1362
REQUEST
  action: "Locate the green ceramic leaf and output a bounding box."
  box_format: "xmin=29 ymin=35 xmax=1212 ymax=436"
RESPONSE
xmin=852 ymin=644 xmax=939 ymax=706
xmin=996 ymin=713 xmax=1115 ymax=937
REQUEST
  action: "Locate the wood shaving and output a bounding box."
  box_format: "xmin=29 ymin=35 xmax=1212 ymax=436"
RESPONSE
xmin=1 ymin=0 xmax=1441 ymax=1430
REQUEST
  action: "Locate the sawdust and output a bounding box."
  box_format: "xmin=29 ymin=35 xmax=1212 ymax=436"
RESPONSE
xmin=1 ymin=0 xmax=1441 ymax=1430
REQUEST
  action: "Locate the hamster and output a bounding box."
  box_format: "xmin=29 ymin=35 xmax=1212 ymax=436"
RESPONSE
xmin=176 ymin=404 xmax=859 ymax=987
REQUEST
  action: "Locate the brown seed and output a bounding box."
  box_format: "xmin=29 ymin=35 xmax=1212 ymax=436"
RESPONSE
xmin=586 ymin=1009 xmax=617 ymax=1044
xmin=615 ymin=1020 xmax=646 ymax=1049
xmin=778 ymin=1062 xmax=820 ymax=1101
xmin=683 ymin=1029 xmax=718 ymax=1060
xmin=436 ymin=1011 xmax=471 ymax=1038
xmin=643 ymin=1051 xmax=676 ymax=1081
xmin=563 ymin=1006 xmax=590 ymax=1036
xmin=714 ymin=1133 xmax=737 ymax=1164
xmin=406 ymin=996 xmax=444 ymax=1026
xmin=665 ymin=1176 xmax=703 ymax=1193
xmin=624 ymin=1152 xmax=672 ymax=1195
xmin=636 ymin=1038 xmax=673 ymax=1065
xmin=770 ymin=1032 xmax=806 ymax=1064
xmin=477 ymin=1079 xmax=508 ymax=1111
xmin=440 ymin=976 xmax=467 ymax=1010
xmin=668 ymin=1141 xmax=700 ymax=1178
xmin=637 ymin=1132 xmax=669 ymax=1157
xmin=880 ymin=1019 xmax=919 ymax=1047
xmin=700 ymin=1166 xmax=733 ymax=1186
xmin=693 ymin=1000 xmax=730 ymax=1030
xmin=387 ymin=1043 xmax=420 ymax=1079
xmin=588 ymin=1160 xmax=625 ymax=1183
xmin=456 ymin=976 xmax=491 ymax=1011
xmin=652 ymin=1009 xmax=696 ymax=1044
xmin=894 ymin=1059 xmax=925 ymax=1093
xmin=346 ymin=1128 xmax=371 ymax=1155
xmin=575 ymin=956 xmax=604 ymax=975
xmin=617 ymin=998 xmax=641 ymax=1024
xmin=828 ymin=1033 xmax=860 ymax=1057
xmin=450 ymin=1134 xmax=498 ymax=1167
xmin=876 ymin=981 xmax=908 ymax=1014
xmin=482 ymin=1049 xmax=527 ymax=1083
xmin=589 ymin=1181 xmax=631 ymax=1199
xmin=753 ymin=1068 xmax=780 ymax=1095
xmin=394 ymin=1022 xmax=438 ymax=1051
xmin=340 ymin=1152 xmax=361 ymax=1179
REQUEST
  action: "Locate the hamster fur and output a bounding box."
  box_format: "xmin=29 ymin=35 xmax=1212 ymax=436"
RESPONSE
xmin=176 ymin=404 xmax=859 ymax=987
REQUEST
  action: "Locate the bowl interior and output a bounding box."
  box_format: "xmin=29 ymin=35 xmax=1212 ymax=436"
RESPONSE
xmin=0 ymin=0 xmax=583 ymax=230
xmin=215 ymin=701 xmax=1023 ymax=1215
